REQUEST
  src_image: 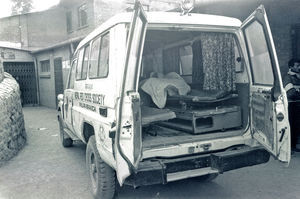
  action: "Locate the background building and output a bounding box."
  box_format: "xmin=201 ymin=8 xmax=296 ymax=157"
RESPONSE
xmin=0 ymin=0 xmax=176 ymax=108
xmin=0 ymin=0 xmax=299 ymax=108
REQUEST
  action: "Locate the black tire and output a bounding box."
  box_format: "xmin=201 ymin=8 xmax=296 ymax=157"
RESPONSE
xmin=195 ymin=173 xmax=219 ymax=182
xmin=86 ymin=135 xmax=116 ymax=199
xmin=58 ymin=115 xmax=73 ymax=147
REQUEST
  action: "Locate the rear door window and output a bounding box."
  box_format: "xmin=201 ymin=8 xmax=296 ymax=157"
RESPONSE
xmin=179 ymin=45 xmax=193 ymax=75
xmin=244 ymin=21 xmax=274 ymax=85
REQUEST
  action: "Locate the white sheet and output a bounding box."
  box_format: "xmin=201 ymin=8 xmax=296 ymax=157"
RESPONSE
xmin=141 ymin=72 xmax=191 ymax=108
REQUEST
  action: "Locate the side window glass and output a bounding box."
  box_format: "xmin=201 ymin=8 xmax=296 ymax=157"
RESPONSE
xmin=82 ymin=45 xmax=90 ymax=79
xmin=89 ymin=37 xmax=101 ymax=78
xmin=88 ymin=32 xmax=109 ymax=78
xmin=244 ymin=20 xmax=274 ymax=85
xmin=179 ymin=45 xmax=193 ymax=75
xmin=234 ymin=39 xmax=244 ymax=73
xmin=68 ymin=59 xmax=77 ymax=89
xmin=76 ymin=48 xmax=84 ymax=80
xmin=98 ymin=33 xmax=109 ymax=77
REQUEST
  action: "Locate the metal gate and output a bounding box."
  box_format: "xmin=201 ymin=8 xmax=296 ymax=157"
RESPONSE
xmin=3 ymin=62 xmax=37 ymax=105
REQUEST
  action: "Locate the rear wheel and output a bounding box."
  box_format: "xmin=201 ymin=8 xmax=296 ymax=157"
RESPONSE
xmin=58 ymin=115 xmax=73 ymax=147
xmin=86 ymin=135 xmax=116 ymax=199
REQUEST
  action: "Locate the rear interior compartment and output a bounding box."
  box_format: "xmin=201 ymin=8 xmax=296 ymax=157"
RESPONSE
xmin=138 ymin=28 xmax=249 ymax=151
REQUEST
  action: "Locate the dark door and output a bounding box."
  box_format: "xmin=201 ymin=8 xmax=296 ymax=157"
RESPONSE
xmin=3 ymin=62 xmax=37 ymax=105
xmin=54 ymin=57 xmax=64 ymax=107
xmin=292 ymin=25 xmax=300 ymax=58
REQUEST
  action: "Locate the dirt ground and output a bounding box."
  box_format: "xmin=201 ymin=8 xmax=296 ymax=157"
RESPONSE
xmin=0 ymin=106 xmax=300 ymax=199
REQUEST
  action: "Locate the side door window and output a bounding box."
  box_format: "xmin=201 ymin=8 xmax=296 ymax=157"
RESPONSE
xmin=68 ymin=59 xmax=77 ymax=89
xmin=98 ymin=33 xmax=109 ymax=77
xmin=89 ymin=32 xmax=110 ymax=78
xmin=89 ymin=37 xmax=101 ymax=78
xmin=76 ymin=48 xmax=85 ymax=80
xmin=82 ymin=44 xmax=90 ymax=79
xmin=76 ymin=46 xmax=90 ymax=81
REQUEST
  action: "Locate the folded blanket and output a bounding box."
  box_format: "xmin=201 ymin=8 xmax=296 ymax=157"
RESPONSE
xmin=141 ymin=72 xmax=191 ymax=108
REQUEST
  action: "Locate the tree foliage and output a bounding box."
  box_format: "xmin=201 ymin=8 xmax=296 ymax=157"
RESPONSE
xmin=11 ymin=0 xmax=34 ymax=15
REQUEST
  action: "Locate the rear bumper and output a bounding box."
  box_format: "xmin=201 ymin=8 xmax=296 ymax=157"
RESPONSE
xmin=125 ymin=146 xmax=270 ymax=187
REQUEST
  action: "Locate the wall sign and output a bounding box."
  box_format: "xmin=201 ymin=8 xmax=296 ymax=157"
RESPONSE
xmin=1 ymin=51 xmax=15 ymax=60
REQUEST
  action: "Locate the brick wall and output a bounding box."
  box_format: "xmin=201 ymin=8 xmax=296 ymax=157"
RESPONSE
xmin=27 ymin=8 xmax=68 ymax=48
xmin=0 ymin=8 xmax=68 ymax=49
xmin=0 ymin=59 xmax=26 ymax=166
xmin=94 ymin=0 xmax=126 ymax=27
xmin=0 ymin=16 xmax=21 ymax=45
xmin=65 ymin=0 xmax=96 ymax=39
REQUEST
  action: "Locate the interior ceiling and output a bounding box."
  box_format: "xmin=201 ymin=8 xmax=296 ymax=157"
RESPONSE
xmin=143 ymin=30 xmax=197 ymax=53
xmin=144 ymin=30 xmax=223 ymax=54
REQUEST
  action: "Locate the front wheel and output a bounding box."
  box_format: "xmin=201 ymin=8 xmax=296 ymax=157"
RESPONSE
xmin=58 ymin=115 xmax=73 ymax=147
xmin=86 ymin=135 xmax=116 ymax=199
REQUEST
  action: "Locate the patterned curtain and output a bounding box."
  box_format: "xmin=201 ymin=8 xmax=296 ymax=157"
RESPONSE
xmin=200 ymin=33 xmax=236 ymax=92
xmin=163 ymin=47 xmax=180 ymax=74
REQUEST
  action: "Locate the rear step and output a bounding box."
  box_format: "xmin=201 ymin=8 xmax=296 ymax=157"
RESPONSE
xmin=167 ymin=167 xmax=218 ymax=182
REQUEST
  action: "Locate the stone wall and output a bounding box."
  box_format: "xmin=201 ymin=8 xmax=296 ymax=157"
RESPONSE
xmin=0 ymin=59 xmax=26 ymax=166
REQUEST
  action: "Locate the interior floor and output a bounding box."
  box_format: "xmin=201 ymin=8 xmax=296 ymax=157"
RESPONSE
xmin=142 ymin=124 xmax=244 ymax=150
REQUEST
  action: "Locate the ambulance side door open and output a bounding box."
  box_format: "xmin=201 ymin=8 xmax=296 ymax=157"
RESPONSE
xmin=241 ymin=5 xmax=290 ymax=163
xmin=114 ymin=1 xmax=148 ymax=185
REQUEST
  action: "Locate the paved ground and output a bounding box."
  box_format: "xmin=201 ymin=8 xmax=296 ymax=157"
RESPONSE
xmin=1 ymin=106 xmax=300 ymax=199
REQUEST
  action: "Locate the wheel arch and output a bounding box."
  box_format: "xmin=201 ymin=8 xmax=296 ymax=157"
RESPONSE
xmin=83 ymin=122 xmax=95 ymax=143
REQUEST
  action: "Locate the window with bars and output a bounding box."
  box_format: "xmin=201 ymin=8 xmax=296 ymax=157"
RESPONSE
xmin=66 ymin=11 xmax=72 ymax=32
xmin=40 ymin=60 xmax=50 ymax=78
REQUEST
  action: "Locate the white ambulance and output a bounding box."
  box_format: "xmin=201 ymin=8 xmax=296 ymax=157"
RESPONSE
xmin=57 ymin=1 xmax=290 ymax=199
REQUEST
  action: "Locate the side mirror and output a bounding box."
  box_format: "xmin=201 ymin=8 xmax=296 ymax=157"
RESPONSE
xmin=57 ymin=94 xmax=64 ymax=101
